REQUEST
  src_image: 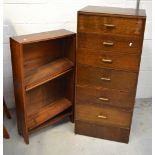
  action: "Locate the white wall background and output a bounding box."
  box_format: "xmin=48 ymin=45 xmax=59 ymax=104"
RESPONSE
xmin=3 ymin=0 xmax=152 ymax=108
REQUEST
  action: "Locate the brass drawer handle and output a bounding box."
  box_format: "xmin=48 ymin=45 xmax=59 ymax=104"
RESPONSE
xmin=100 ymin=77 xmax=111 ymax=81
xmin=102 ymin=58 xmax=113 ymax=63
xmin=103 ymin=41 xmax=114 ymax=46
xmin=98 ymin=115 xmax=107 ymax=119
xmin=104 ymin=24 xmax=115 ymax=28
xmin=99 ymin=97 xmax=109 ymax=101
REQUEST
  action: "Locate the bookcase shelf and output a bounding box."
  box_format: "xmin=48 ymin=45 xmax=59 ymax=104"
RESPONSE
xmin=27 ymin=98 xmax=72 ymax=130
xmin=29 ymin=109 xmax=72 ymax=134
xmin=25 ymin=58 xmax=74 ymax=91
xmin=10 ymin=29 xmax=76 ymax=144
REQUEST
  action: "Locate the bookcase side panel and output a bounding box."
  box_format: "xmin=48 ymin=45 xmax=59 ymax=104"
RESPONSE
xmin=10 ymin=39 xmax=29 ymax=143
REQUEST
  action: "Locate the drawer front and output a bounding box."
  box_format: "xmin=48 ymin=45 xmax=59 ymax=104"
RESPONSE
xmin=77 ymin=48 xmax=140 ymax=72
xmin=76 ymin=85 xmax=135 ymax=110
xmin=78 ymin=33 xmax=141 ymax=54
xmin=78 ymin=14 xmax=144 ymax=36
xmin=77 ymin=64 xmax=137 ymax=91
xmin=75 ymin=104 xmax=132 ymax=129
xmin=75 ymin=120 xmax=130 ymax=143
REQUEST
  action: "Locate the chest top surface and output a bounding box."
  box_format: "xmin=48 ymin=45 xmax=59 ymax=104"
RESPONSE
xmin=78 ymin=5 xmax=146 ymax=18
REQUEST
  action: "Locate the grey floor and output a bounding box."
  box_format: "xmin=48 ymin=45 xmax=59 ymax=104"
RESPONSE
xmin=4 ymin=99 xmax=152 ymax=155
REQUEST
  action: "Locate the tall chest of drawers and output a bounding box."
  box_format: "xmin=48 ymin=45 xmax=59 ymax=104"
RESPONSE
xmin=75 ymin=6 xmax=146 ymax=143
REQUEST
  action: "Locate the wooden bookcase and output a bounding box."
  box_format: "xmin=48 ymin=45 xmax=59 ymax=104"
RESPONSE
xmin=10 ymin=29 xmax=76 ymax=144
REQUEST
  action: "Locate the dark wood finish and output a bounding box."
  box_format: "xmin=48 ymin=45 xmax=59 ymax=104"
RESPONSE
xmin=75 ymin=6 xmax=146 ymax=143
xmin=78 ymin=5 xmax=146 ymax=17
xmin=28 ymin=98 xmax=72 ymax=130
xmin=77 ymin=64 xmax=137 ymax=91
xmin=25 ymin=58 xmax=74 ymax=91
xmin=77 ymin=48 xmax=141 ymax=72
xmin=76 ymin=85 xmax=135 ymax=110
xmin=3 ymin=99 xmax=11 ymax=139
xmin=78 ymin=33 xmax=142 ymax=54
xmin=78 ymin=15 xmax=144 ymax=36
xmin=10 ymin=38 xmax=29 ymax=143
xmin=26 ymin=77 xmax=65 ymax=116
xmin=10 ymin=29 xmax=76 ymax=144
xmin=3 ymin=126 xmax=10 ymax=139
xmin=30 ymin=109 xmax=72 ymax=134
xmin=3 ymin=99 xmax=11 ymax=119
xmin=75 ymin=120 xmax=130 ymax=143
xmin=11 ymin=29 xmax=75 ymax=44
xmin=76 ymin=104 xmax=132 ymax=129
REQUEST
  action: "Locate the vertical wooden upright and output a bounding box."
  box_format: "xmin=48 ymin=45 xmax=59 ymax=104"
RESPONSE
xmin=3 ymin=99 xmax=11 ymax=139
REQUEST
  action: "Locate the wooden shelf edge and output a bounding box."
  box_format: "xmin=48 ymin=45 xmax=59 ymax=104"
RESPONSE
xmin=25 ymin=58 xmax=74 ymax=91
xmin=25 ymin=68 xmax=73 ymax=91
xmin=29 ymin=110 xmax=72 ymax=134
xmin=75 ymin=119 xmax=130 ymax=130
xmin=27 ymin=98 xmax=72 ymax=130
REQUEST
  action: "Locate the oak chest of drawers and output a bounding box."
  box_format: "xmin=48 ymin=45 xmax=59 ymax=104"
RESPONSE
xmin=75 ymin=6 xmax=146 ymax=143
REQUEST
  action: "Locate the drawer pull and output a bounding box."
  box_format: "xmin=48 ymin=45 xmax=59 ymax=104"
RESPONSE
xmin=104 ymin=24 xmax=115 ymax=28
xmin=98 ymin=115 xmax=107 ymax=119
xmin=99 ymin=97 xmax=109 ymax=101
xmin=103 ymin=41 xmax=114 ymax=46
xmin=101 ymin=77 xmax=111 ymax=81
xmin=102 ymin=58 xmax=113 ymax=63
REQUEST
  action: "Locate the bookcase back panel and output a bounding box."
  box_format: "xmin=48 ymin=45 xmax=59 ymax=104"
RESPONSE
xmin=63 ymin=71 xmax=75 ymax=102
xmin=23 ymin=39 xmax=64 ymax=76
xmin=26 ymin=77 xmax=65 ymax=116
xmin=63 ymin=36 xmax=76 ymax=62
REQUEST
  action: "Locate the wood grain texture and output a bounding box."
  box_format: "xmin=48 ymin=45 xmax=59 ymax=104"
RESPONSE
xmin=10 ymin=29 xmax=76 ymax=144
xmin=11 ymin=29 xmax=75 ymax=44
xmin=77 ymin=48 xmax=141 ymax=72
xmin=78 ymin=33 xmax=142 ymax=54
xmin=75 ymin=104 xmax=132 ymax=129
xmin=75 ymin=120 xmax=130 ymax=143
xmin=76 ymin=64 xmax=137 ymax=91
xmin=75 ymin=6 xmax=146 ymax=143
xmin=25 ymin=58 xmax=74 ymax=91
xmin=29 ymin=109 xmax=72 ymax=134
xmin=28 ymin=98 xmax=72 ymax=130
xmin=78 ymin=6 xmax=146 ymax=18
xmin=26 ymin=77 xmax=65 ymax=116
xmin=23 ymin=39 xmax=64 ymax=75
xmin=78 ymin=14 xmax=144 ymax=36
xmin=76 ymin=85 xmax=135 ymax=110
xmin=10 ymin=38 xmax=29 ymax=144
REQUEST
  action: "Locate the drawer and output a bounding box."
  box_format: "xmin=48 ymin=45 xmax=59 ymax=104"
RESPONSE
xmin=75 ymin=104 xmax=132 ymax=129
xmin=77 ymin=48 xmax=140 ymax=72
xmin=77 ymin=64 xmax=137 ymax=91
xmin=78 ymin=33 xmax=142 ymax=54
xmin=78 ymin=14 xmax=144 ymax=36
xmin=75 ymin=120 xmax=130 ymax=143
xmin=76 ymin=85 xmax=135 ymax=110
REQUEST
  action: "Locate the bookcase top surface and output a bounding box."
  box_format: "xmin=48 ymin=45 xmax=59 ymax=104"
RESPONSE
xmin=10 ymin=29 xmax=75 ymax=44
xmin=78 ymin=5 xmax=146 ymax=18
